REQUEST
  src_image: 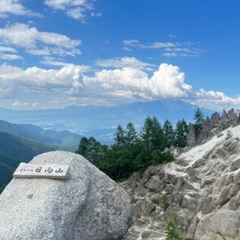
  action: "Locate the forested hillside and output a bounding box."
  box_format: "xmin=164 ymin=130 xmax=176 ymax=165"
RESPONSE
xmin=0 ymin=131 xmax=54 ymax=188
xmin=0 ymin=120 xmax=81 ymax=150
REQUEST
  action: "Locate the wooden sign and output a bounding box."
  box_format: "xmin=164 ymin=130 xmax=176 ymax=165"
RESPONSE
xmin=13 ymin=163 xmax=69 ymax=179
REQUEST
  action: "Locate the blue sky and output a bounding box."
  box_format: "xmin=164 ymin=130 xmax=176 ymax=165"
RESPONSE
xmin=0 ymin=0 xmax=240 ymax=111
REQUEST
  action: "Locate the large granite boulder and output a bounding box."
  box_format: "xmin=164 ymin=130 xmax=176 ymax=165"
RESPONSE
xmin=0 ymin=151 xmax=132 ymax=240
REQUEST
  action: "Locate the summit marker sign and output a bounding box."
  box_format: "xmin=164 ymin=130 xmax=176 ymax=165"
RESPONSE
xmin=13 ymin=163 xmax=69 ymax=179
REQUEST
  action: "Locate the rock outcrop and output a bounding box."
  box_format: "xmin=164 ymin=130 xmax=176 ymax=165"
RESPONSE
xmin=121 ymin=125 xmax=240 ymax=240
xmin=0 ymin=151 xmax=133 ymax=240
xmin=187 ymin=108 xmax=240 ymax=147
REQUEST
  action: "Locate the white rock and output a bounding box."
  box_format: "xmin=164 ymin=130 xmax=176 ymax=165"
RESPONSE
xmin=0 ymin=151 xmax=132 ymax=240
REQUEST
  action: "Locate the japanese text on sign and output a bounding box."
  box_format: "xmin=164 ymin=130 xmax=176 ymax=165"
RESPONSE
xmin=13 ymin=163 xmax=69 ymax=179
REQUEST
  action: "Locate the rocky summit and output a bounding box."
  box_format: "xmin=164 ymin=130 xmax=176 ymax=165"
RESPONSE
xmin=0 ymin=151 xmax=133 ymax=240
xmin=121 ymin=117 xmax=240 ymax=239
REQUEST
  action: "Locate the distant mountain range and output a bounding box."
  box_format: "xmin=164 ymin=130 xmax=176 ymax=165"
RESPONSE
xmin=0 ymin=119 xmax=82 ymax=150
xmin=0 ymin=100 xmax=215 ymax=143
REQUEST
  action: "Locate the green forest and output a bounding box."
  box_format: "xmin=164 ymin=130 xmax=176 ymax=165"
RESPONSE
xmin=76 ymin=116 xmax=191 ymax=181
xmin=76 ymin=109 xmax=204 ymax=181
xmin=0 ymin=131 xmax=54 ymax=193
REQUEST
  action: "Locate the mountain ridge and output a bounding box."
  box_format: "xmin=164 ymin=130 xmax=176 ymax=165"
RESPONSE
xmin=121 ymin=109 xmax=240 ymax=240
xmin=0 ymin=119 xmax=81 ymax=149
xmin=0 ymin=100 xmax=215 ymax=143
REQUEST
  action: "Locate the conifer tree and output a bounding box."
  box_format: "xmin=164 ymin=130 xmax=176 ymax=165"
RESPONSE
xmin=125 ymin=122 xmax=138 ymax=144
xmin=114 ymin=125 xmax=125 ymax=146
xmin=163 ymin=120 xmax=175 ymax=148
xmin=175 ymin=119 xmax=188 ymax=148
xmin=193 ymin=107 xmax=205 ymax=136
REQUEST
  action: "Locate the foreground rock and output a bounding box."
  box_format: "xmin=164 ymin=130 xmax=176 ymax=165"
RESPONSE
xmin=0 ymin=151 xmax=132 ymax=240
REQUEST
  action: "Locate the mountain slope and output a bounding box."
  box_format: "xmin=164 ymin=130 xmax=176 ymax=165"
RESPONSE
xmin=0 ymin=120 xmax=56 ymax=145
xmin=121 ymin=124 xmax=240 ymax=240
xmin=0 ymin=131 xmax=54 ymax=185
xmin=0 ymin=120 xmax=81 ymax=149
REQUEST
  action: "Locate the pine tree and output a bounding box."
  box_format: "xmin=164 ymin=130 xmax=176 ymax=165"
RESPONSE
xmin=141 ymin=116 xmax=166 ymax=151
xmin=193 ymin=107 xmax=205 ymax=136
xmin=163 ymin=120 xmax=175 ymax=148
xmin=76 ymin=136 xmax=108 ymax=164
xmin=76 ymin=136 xmax=89 ymax=157
xmin=125 ymin=122 xmax=138 ymax=144
xmin=114 ymin=125 xmax=125 ymax=146
xmin=175 ymin=119 xmax=188 ymax=148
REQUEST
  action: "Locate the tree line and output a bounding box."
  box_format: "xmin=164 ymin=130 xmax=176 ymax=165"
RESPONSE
xmin=75 ymin=113 xmax=198 ymax=181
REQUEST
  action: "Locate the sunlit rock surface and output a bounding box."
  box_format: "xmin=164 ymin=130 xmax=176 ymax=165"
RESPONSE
xmin=121 ymin=124 xmax=240 ymax=240
xmin=0 ymin=151 xmax=132 ymax=240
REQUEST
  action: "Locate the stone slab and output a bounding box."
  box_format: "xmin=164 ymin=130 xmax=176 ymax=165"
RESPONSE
xmin=13 ymin=162 xmax=69 ymax=179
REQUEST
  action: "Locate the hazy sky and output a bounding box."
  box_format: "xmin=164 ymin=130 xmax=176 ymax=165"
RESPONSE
xmin=0 ymin=0 xmax=240 ymax=110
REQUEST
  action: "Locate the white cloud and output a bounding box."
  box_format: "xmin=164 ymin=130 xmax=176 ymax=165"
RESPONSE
xmin=12 ymin=100 xmax=39 ymax=108
xmin=0 ymin=23 xmax=81 ymax=60
xmin=0 ymin=45 xmax=22 ymax=60
xmin=168 ymin=34 xmax=177 ymax=38
xmin=95 ymin=57 xmax=154 ymax=70
xmin=44 ymin=0 xmax=100 ymax=21
xmin=187 ymin=89 xmax=240 ymax=111
xmin=0 ymin=46 xmax=17 ymax=53
xmin=41 ymin=56 xmax=90 ymax=69
xmin=149 ymin=64 xmax=192 ymax=98
xmin=0 ymin=63 xmax=191 ymax=107
xmin=0 ymin=0 xmax=41 ymax=18
xmin=123 ymin=39 xmax=206 ymax=57
xmin=84 ymin=63 xmax=190 ymax=102
xmin=144 ymin=42 xmax=177 ymax=49
xmin=123 ymin=39 xmax=141 ymax=47
xmin=0 ymin=54 xmax=23 ymax=60
xmin=0 ymin=64 xmax=85 ymax=97
xmin=1 ymin=62 xmax=240 ymax=110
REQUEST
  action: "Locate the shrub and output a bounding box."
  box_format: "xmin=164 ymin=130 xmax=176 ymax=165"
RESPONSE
xmin=225 ymin=130 xmax=233 ymax=140
xmin=165 ymin=219 xmax=184 ymax=240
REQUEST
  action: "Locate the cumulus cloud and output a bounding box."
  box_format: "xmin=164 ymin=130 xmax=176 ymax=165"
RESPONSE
xmin=1 ymin=62 xmax=239 ymax=110
xmin=0 ymin=62 xmax=193 ymax=108
xmin=44 ymin=0 xmax=100 ymax=21
xmin=188 ymin=89 xmax=240 ymax=111
xmin=0 ymin=64 xmax=84 ymax=96
xmin=149 ymin=64 xmax=192 ymax=97
xmin=0 ymin=23 xmax=81 ymax=59
xmin=123 ymin=39 xmax=206 ymax=57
